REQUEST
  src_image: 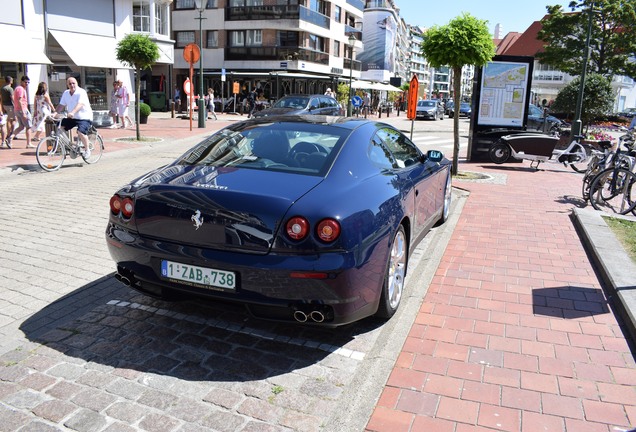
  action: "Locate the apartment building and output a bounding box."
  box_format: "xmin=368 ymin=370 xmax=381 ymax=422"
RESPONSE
xmin=171 ymin=0 xmax=365 ymax=106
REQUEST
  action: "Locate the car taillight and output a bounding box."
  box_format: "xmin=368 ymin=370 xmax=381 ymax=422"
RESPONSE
xmin=316 ymin=218 xmax=340 ymax=242
xmin=286 ymin=216 xmax=309 ymax=240
xmin=109 ymin=195 xmax=121 ymax=215
xmin=110 ymin=195 xmax=134 ymax=218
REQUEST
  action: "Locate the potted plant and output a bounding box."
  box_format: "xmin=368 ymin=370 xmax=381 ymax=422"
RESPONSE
xmin=138 ymin=102 xmax=151 ymax=124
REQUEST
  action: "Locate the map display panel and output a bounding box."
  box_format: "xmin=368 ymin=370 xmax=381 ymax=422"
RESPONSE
xmin=477 ymin=61 xmax=529 ymax=127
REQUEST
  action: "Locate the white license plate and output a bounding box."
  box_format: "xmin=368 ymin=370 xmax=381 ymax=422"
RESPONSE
xmin=161 ymin=260 xmax=236 ymax=290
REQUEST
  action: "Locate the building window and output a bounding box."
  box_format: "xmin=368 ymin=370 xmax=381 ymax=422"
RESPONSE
xmin=334 ymin=40 xmax=340 ymax=57
xmin=309 ymin=0 xmax=328 ymax=15
xmin=229 ymin=0 xmax=264 ymax=5
xmin=133 ymin=1 xmax=150 ymax=32
xmin=155 ymin=3 xmax=169 ymax=36
xmin=334 ymin=6 xmax=341 ymax=23
xmin=229 ymin=30 xmax=262 ymax=46
xmin=207 ymin=30 xmax=218 ymax=47
xmin=176 ymin=31 xmax=195 ymax=48
xmin=247 ymin=29 xmax=262 ymax=45
xmin=175 ymin=0 xmax=195 ymax=8
xmin=278 ymin=31 xmax=299 ymax=47
xmin=308 ymin=34 xmax=325 ymax=52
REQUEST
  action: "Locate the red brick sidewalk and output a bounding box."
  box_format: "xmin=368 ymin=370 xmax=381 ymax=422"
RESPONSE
xmin=366 ymin=163 xmax=636 ymax=432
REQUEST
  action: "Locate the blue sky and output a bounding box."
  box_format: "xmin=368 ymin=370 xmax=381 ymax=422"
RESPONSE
xmin=395 ymin=0 xmax=575 ymax=35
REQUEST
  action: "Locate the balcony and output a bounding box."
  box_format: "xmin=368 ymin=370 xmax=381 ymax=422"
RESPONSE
xmin=533 ymin=71 xmax=565 ymax=82
xmin=226 ymin=5 xmax=299 ymax=21
xmin=226 ymin=5 xmax=330 ymax=29
xmin=225 ymin=46 xmax=331 ymax=66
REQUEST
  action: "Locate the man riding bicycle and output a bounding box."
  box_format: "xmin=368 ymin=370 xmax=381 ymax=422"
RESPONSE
xmin=55 ymin=77 xmax=93 ymax=158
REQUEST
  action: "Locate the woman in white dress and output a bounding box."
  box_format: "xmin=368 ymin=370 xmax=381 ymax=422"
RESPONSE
xmin=31 ymin=82 xmax=55 ymax=141
xmin=116 ymin=80 xmax=134 ymax=128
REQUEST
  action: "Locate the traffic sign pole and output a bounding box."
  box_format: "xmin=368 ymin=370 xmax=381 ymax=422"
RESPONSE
xmin=407 ymin=75 xmax=419 ymax=139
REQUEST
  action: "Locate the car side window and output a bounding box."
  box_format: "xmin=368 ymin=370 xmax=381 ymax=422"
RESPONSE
xmin=309 ymin=98 xmax=320 ymax=110
xmin=376 ymin=127 xmax=421 ymax=168
xmin=368 ymin=135 xmax=394 ymax=170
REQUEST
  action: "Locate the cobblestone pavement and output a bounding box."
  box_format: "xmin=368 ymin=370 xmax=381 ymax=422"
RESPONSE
xmin=0 ymin=116 xmax=460 ymax=432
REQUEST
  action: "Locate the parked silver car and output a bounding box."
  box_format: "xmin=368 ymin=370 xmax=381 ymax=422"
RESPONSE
xmin=252 ymin=94 xmax=343 ymax=118
xmin=415 ymin=100 xmax=444 ymax=121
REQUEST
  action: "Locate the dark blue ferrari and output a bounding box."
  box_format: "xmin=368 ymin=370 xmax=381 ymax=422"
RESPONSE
xmin=106 ymin=115 xmax=452 ymax=326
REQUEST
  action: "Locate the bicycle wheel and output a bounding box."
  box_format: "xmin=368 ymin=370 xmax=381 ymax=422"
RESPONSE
xmin=588 ymin=167 xmax=636 ymax=215
xmin=569 ymin=145 xmax=591 ymax=173
xmin=35 ymin=137 xmax=65 ymax=171
xmin=82 ymin=131 xmax=104 ymax=164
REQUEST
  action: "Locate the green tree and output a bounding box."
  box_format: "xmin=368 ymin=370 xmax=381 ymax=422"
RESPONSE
xmin=550 ymin=72 xmax=614 ymax=129
xmin=420 ymin=13 xmax=495 ymax=175
xmin=537 ymin=0 xmax=636 ymax=79
xmin=115 ymin=34 xmax=160 ymax=140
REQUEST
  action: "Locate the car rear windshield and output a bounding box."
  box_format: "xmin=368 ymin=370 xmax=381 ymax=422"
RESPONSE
xmin=178 ymin=123 xmax=349 ymax=176
xmin=418 ymin=101 xmax=435 ymax=107
xmin=272 ymin=96 xmax=310 ymax=109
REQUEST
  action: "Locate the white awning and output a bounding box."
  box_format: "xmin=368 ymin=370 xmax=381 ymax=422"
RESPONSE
xmin=49 ymin=30 xmax=126 ymax=69
xmin=0 ymin=27 xmax=51 ymax=64
xmin=351 ymin=80 xmax=403 ymax=92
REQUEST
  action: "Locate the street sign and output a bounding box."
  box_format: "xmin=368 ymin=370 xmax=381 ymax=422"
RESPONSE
xmin=233 ymin=82 xmax=240 ymax=94
xmin=221 ymin=68 xmax=226 ymax=82
xmin=407 ymin=74 xmax=419 ymax=120
xmin=183 ymin=78 xmax=192 ymax=96
xmin=352 ymin=95 xmax=363 ymax=107
xmin=182 ymin=43 xmax=200 ymax=64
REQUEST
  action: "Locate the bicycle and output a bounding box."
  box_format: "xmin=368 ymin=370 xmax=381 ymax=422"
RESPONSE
xmin=35 ymin=116 xmax=104 ymax=172
xmin=588 ymin=165 xmax=636 ymax=214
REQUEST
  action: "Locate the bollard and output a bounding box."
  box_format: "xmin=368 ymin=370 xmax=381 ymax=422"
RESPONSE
xmin=170 ymin=101 xmax=175 ymax=118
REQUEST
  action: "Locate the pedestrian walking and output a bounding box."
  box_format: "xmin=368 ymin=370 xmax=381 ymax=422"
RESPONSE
xmin=206 ymin=88 xmax=217 ymax=120
xmin=30 ymin=82 xmax=55 ymax=142
xmin=174 ymin=84 xmax=181 ymax=114
xmin=324 ymin=87 xmax=335 ymax=98
xmin=1 ymin=76 xmax=15 ymax=148
xmin=246 ymin=90 xmax=256 ymax=118
xmin=11 ymin=76 xmax=34 ymax=148
xmin=116 ymin=80 xmax=134 ymax=128
xmin=108 ymin=81 xmax=119 ymax=128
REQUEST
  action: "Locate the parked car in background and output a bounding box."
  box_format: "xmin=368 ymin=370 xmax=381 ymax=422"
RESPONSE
xmin=618 ymin=107 xmax=636 ymax=118
xmin=449 ymin=102 xmax=472 ymax=118
xmin=106 ymin=115 xmax=452 ymax=326
xmin=415 ymin=100 xmax=444 ymax=120
xmin=527 ymin=104 xmax=563 ymax=133
xmin=252 ymin=94 xmax=342 ymax=117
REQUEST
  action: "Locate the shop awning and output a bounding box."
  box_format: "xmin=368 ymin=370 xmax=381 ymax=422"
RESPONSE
xmin=351 ymin=80 xmax=403 ymax=92
xmin=0 ymin=28 xmax=51 ymax=64
xmin=49 ymin=30 xmax=126 ymax=69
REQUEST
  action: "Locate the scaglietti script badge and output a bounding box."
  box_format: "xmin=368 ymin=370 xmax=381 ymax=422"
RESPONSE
xmin=190 ymin=210 xmax=204 ymax=230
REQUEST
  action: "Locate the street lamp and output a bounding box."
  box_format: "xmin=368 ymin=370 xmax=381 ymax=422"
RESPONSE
xmin=347 ymin=34 xmax=356 ymax=117
xmin=572 ymin=4 xmax=594 ymax=138
xmin=194 ymin=0 xmax=206 ymax=128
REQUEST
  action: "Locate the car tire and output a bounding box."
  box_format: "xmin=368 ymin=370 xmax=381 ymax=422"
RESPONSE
xmin=489 ymin=142 xmax=511 ymax=164
xmin=437 ymin=169 xmax=452 ymax=225
xmin=376 ymin=225 xmax=408 ymax=319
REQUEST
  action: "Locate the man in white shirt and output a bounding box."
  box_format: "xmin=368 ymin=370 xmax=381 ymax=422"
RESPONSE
xmin=56 ymin=77 xmax=93 ymax=158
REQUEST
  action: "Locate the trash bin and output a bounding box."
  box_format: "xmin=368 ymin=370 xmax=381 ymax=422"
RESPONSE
xmin=149 ymin=91 xmax=167 ymax=111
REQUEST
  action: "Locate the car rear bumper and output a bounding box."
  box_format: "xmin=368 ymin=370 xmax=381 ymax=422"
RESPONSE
xmin=106 ymin=223 xmax=385 ymax=326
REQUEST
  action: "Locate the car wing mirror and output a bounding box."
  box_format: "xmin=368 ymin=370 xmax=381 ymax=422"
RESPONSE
xmin=425 ymin=150 xmax=444 ymax=162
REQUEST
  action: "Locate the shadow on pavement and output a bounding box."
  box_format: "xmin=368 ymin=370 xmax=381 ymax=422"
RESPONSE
xmin=532 ymin=286 xmax=610 ymax=319
xmin=19 ymin=276 xmax=384 ymax=383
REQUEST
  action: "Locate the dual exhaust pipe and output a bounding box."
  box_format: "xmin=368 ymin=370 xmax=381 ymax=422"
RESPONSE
xmin=293 ymin=307 xmax=328 ymax=323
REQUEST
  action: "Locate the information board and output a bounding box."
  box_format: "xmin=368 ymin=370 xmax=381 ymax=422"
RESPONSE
xmin=477 ymin=61 xmax=530 ymax=128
